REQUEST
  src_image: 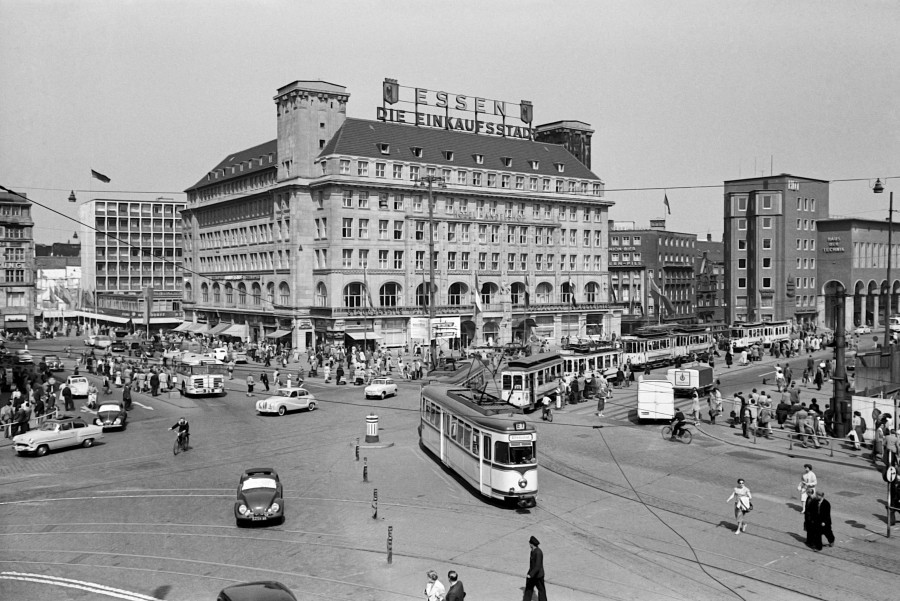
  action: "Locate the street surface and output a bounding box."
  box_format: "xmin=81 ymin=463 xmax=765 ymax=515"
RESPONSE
xmin=1 ymin=337 xmax=898 ymax=600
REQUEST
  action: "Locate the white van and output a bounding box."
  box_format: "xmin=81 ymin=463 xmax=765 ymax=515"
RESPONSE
xmin=637 ymin=376 xmax=675 ymax=421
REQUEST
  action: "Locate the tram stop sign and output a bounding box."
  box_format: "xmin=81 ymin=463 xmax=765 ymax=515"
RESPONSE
xmin=885 ymin=466 xmax=897 ymax=484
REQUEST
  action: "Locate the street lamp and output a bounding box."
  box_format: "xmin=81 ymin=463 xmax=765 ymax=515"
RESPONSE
xmin=873 ymin=179 xmax=895 ymax=352
xmin=417 ymin=175 xmax=445 ymax=371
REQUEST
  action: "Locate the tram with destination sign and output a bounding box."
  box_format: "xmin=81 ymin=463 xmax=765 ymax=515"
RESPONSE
xmin=729 ymin=320 xmax=792 ymax=351
xmin=499 ymin=352 xmax=564 ymax=411
xmin=559 ymin=342 xmax=623 ymax=384
xmin=621 ymin=325 xmax=715 ymax=370
xmin=420 ymin=384 xmax=538 ymax=507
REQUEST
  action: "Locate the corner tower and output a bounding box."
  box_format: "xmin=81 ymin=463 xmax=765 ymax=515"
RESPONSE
xmin=274 ymin=80 xmax=349 ymax=180
xmin=534 ymin=120 xmax=594 ymax=169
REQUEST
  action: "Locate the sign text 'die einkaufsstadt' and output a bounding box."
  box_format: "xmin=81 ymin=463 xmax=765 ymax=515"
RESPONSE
xmin=379 ymin=78 xmax=534 ymax=140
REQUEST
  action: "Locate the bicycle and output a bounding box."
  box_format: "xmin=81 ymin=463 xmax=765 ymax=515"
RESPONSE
xmin=541 ymin=404 xmax=553 ymax=423
xmin=173 ymin=431 xmax=190 ymax=455
xmin=661 ymin=423 xmax=693 ymax=444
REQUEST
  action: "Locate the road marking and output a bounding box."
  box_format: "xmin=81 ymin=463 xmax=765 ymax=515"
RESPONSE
xmin=132 ymin=402 xmax=154 ymax=410
xmin=0 ymin=571 xmax=162 ymax=601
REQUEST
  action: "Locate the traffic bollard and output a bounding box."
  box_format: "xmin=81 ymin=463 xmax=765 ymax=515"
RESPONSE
xmin=355 ymin=437 xmax=360 ymax=461
xmin=363 ymin=457 xmax=368 ymax=482
xmin=387 ymin=526 xmax=393 ymax=564
xmin=372 ymin=488 xmax=378 ymax=519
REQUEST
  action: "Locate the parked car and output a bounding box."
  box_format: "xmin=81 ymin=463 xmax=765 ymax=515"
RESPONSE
xmin=853 ymin=325 xmax=872 ymax=335
xmin=12 ymin=416 xmax=104 ymax=456
xmin=93 ymin=335 xmax=113 ymax=350
xmin=41 ymin=354 xmax=64 ymax=371
xmin=65 ymin=376 xmax=90 ymax=397
xmin=84 ymin=334 xmax=98 ymax=347
xmin=111 ymin=341 xmax=128 ymax=353
xmin=231 ymin=351 xmax=249 ymax=364
xmin=217 ymin=582 xmax=297 ymax=601
xmin=94 ymin=401 xmax=127 ymax=430
xmin=365 ymin=377 xmax=398 ymax=399
xmin=234 ymin=468 xmax=284 ymax=526
xmin=15 ymin=349 xmax=34 ymax=364
xmin=256 ymin=387 xmax=317 ymax=416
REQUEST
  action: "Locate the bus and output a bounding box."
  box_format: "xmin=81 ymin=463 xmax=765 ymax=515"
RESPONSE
xmin=559 ymin=342 xmax=623 ymax=384
xmin=175 ymin=361 xmax=226 ymax=396
xmin=500 ymin=352 xmax=564 ymax=411
xmin=729 ymin=320 xmax=792 ymax=351
xmin=420 ymin=384 xmax=538 ymax=507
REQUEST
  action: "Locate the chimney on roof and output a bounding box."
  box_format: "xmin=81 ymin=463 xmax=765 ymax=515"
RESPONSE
xmin=534 ymin=120 xmax=594 ymax=169
xmin=707 ymin=233 xmax=712 ymax=242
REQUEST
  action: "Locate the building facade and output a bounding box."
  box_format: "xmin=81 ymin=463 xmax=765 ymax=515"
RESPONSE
xmin=609 ymin=220 xmax=697 ymax=333
xmin=0 ymin=191 xmax=35 ymax=335
xmin=724 ymin=174 xmax=829 ymax=325
xmin=695 ymin=234 xmax=725 ymax=324
xmin=816 ymin=217 xmax=899 ymax=331
xmin=182 ymin=80 xmax=620 ymax=351
xmin=78 ymin=198 xmax=185 ymax=330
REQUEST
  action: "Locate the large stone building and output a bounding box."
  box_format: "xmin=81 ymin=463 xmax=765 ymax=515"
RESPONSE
xmin=724 ymin=174 xmax=829 ymax=325
xmin=695 ymin=234 xmax=725 ymax=324
xmin=181 ymin=79 xmax=620 ymax=351
xmin=78 ymin=197 xmax=186 ymax=331
xmin=0 ymin=190 xmax=35 ymax=335
xmin=608 ymin=220 xmax=697 ymax=333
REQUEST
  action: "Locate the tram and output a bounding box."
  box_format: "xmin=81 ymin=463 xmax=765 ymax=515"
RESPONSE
xmin=729 ymin=320 xmax=792 ymax=351
xmin=559 ymin=342 xmax=623 ymax=383
xmin=499 ymin=352 xmax=564 ymax=410
xmin=621 ymin=325 xmax=715 ymax=369
xmin=420 ymin=384 xmax=538 ymax=507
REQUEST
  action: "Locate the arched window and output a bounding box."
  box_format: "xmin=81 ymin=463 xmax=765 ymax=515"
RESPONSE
xmin=535 ymin=282 xmax=552 ymax=304
xmin=212 ymin=283 xmax=221 ymax=304
xmin=483 ymin=321 xmax=499 ymax=343
xmin=185 ymin=282 xmax=193 ymax=303
xmin=237 ymin=283 xmax=247 ymax=305
xmin=560 ymin=281 xmax=575 ymax=304
xmin=380 ymin=282 xmax=400 ymax=307
xmin=225 ymin=283 xmax=233 ymax=304
xmin=315 ymin=282 xmax=328 ymax=307
xmin=201 ymin=283 xmax=209 ymax=303
xmin=266 ymin=282 xmax=274 ymax=306
xmin=279 ymin=282 xmax=290 ymax=305
xmin=415 ymin=282 xmax=432 ymax=307
xmin=511 ymin=281 xmax=527 ymax=306
xmin=448 ymin=282 xmax=468 ymax=305
xmin=252 ymin=282 xmax=262 ymax=306
xmin=584 ymin=281 xmax=599 ymax=303
xmin=480 ymin=281 xmax=499 ymax=306
xmin=344 ymin=283 xmax=363 ymax=307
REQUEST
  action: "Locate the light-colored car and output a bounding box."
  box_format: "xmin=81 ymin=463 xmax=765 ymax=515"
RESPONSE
xmin=93 ymin=335 xmax=113 ymax=350
xmin=163 ymin=348 xmax=185 ymax=362
xmin=13 ymin=416 xmax=104 ymax=456
xmin=84 ymin=334 xmax=98 ymax=347
xmin=206 ymin=347 xmax=229 ymax=362
xmin=230 ymin=351 xmax=248 ymax=364
xmin=256 ymin=387 xmax=318 ymax=416
xmin=65 ymin=376 xmax=90 ymax=397
xmin=853 ymin=325 xmax=872 ymax=335
xmin=365 ymin=377 xmax=398 ymax=399
xmin=182 ymin=352 xmax=222 ymax=367
xmin=14 ymin=349 xmax=33 ymax=364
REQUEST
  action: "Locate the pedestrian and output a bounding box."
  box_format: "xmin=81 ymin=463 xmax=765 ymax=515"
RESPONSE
xmin=523 ymin=534 xmax=547 ymax=601
xmin=595 ymin=388 xmax=606 ymax=419
xmin=725 ymin=349 xmax=733 ymax=368
xmin=884 ymin=429 xmax=899 ymax=467
xmin=260 ymin=371 xmax=269 ymax=392
xmin=246 ymin=374 xmax=255 ymax=397
xmin=150 ymin=371 xmax=160 ymax=397
xmin=799 ymin=464 xmax=817 ymax=512
xmin=848 ymin=411 xmax=865 ymax=451
xmin=757 ymin=402 xmax=772 ymax=438
xmin=690 ymin=389 xmax=701 ymax=421
xmin=424 ymin=569 xmax=445 ymax=601
xmin=804 ymin=490 xmax=821 ymax=550
xmin=815 ymin=491 xmax=835 ymax=549
xmin=61 ymin=382 xmax=74 ymax=411
xmin=740 ymin=399 xmax=751 ymax=438
xmin=726 ymin=478 xmax=752 ymax=534
xmin=445 ymin=571 xmax=465 ymax=601
xmin=123 ymin=383 xmax=132 ymax=411
xmin=336 ymin=364 xmax=345 ymax=385
xmin=273 ymin=368 xmax=280 ymax=387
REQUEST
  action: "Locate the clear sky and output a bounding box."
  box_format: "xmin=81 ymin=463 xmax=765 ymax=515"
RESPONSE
xmin=2 ymin=0 xmax=898 ymax=244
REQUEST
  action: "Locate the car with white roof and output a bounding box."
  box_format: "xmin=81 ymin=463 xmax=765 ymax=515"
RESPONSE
xmin=365 ymin=377 xmax=398 ymax=400
xmin=256 ymin=387 xmax=318 ymax=416
xmin=13 ymin=415 xmax=104 ymax=456
xmin=65 ymin=376 xmax=90 ymax=397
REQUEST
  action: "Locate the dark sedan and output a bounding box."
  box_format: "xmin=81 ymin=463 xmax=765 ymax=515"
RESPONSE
xmin=217 ymin=581 xmax=297 ymax=601
xmin=42 ymin=354 xmax=64 ymax=371
xmin=234 ymin=467 xmax=284 ymax=526
xmin=94 ymin=401 xmax=127 ymax=430
xmin=111 ymin=341 xmax=128 ymax=353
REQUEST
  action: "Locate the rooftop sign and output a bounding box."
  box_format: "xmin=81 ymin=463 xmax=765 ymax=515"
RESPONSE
xmin=377 ymin=78 xmax=535 ymax=140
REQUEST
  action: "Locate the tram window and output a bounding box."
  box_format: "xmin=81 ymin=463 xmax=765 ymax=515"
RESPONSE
xmin=449 ymin=417 xmax=458 ymax=440
xmin=494 ymin=441 xmax=509 ymax=464
xmin=483 ymin=434 xmax=491 ymax=460
xmin=537 ymin=370 xmax=544 ymax=386
xmin=513 ymin=375 xmax=523 ymax=390
xmin=473 ymin=429 xmax=480 ymax=455
xmin=502 ymin=374 xmax=511 ymax=390
xmin=463 ymin=424 xmax=471 ymax=449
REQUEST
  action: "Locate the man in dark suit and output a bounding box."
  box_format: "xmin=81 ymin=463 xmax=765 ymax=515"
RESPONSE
xmin=445 ymin=570 xmax=465 ymax=601
xmin=816 ymin=491 xmax=835 ymax=548
xmin=524 ymin=535 xmax=547 ymax=601
xmin=804 ymin=491 xmax=821 ymax=550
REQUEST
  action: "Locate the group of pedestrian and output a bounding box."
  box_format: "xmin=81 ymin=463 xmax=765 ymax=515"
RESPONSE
xmin=422 ymin=569 xmax=464 ymax=601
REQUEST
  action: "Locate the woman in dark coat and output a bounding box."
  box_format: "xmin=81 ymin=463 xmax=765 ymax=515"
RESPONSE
xmin=725 ymin=350 xmax=733 ymax=368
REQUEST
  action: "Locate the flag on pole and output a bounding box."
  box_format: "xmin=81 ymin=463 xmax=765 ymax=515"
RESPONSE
xmin=143 ymin=286 xmax=153 ymax=328
xmin=649 ymin=278 xmax=675 ymax=315
xmin=569 ymin=279 xmax=578 ymax=308
xmin=91 ymin=169 xmax=111 ymax=183
xmin=663 ymin=193 xmax=671 ymax=215
xmin=473 ymin=272 xmax=484 ymax=313
xmin=363 ymin=264 xmax=374 ymax=308
xmin=524 ymin=275 xmax=531 ymax=308
xmin=609 ymin=282 xmax=617 ymax=303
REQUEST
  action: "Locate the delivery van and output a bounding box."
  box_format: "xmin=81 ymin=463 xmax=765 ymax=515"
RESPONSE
xmin=637 ymin=376 xmax=675 ymax=421
xmin=666 ymin=365 xmax=714 ymax=396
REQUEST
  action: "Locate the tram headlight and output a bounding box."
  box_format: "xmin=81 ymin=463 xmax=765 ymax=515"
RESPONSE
xmin=518 ymin=477 xmax=528 ymax=489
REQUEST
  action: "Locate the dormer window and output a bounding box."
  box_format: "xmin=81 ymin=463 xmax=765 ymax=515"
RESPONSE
xmin=473 ymin=154 xmax=484 ymax=164
xmin=529 ymin=160 xmax=539 ymax=170
xmin=501 ymin=157 xmax=512 ymax=168
xmin=442 ymin=150 xmax=454 ymax=161
xmin=554 ymin=162 xmax=565 ymax=173
xmin=411 ymin=146 xmax=423 ymax=158
xmin=268 ymin=153 xmax=274 ymax=163
xmin=378 ymin=143 xmax=390 ymax=155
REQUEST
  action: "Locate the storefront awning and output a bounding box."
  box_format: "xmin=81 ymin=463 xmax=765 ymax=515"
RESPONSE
xmin=345 ymin=331 xmax=383 ymax=341
xmin=207 ymin=322 xmax=232 ymax=336
xmin=172 ymin=322 xmax=193 ymax=332
xmin=4 ymin=321 xmax=31 ymax=330
xmin=187 ymin=323 xmax=208 ymax=334
xmin=221 ymin=323 xmax=249 ymax=339
xmin=265 ymin=329 xmax=293 ymax=339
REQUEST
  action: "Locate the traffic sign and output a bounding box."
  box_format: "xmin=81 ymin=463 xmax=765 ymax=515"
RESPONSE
xmin=885 ymin=466 xmax=897 ymax=483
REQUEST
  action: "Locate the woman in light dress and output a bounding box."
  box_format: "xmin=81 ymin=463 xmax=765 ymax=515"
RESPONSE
xmin=424 ymin=569 xmax=445 ymax=601
xmin=726 ymin=478 xmax=752 ymax=534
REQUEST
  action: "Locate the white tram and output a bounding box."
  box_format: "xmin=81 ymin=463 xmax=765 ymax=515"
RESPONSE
xmin=420 ymin=385 xmax=538 ymax=507
xmin=729 ymin=320 xmax=792 ymax=351
xmin=499 ymin=352 xmax=564 ymax=410
xmin=621 ymin=333 xmax=674 ymax=369
xmin=622 ymin=325 xmax=715 ymax=369
xmin=559 ymin=343 xmax=623 ymax=383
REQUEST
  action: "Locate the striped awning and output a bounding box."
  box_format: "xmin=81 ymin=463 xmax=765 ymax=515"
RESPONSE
xmin=207 ymin=322 xmax=231 ymax=336
xmin=265 ymin=329 xmax=292 ymax=339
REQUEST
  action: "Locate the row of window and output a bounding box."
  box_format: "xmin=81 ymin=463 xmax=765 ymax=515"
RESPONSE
xmin=94 ymin=277 xmax=180 ymax=292
xmin=4 ymin=291 xmax=27 ymax=306
xmin=191 ymin=170 xmax=277 ymax=204
xmin=325 ymin=248 xmax=608 ymax=273
xmin=189 ymin=281 xmax=290 ymax=306
xmin=3 ymin=269 xmax=26 ymax=283
xmin=199 ymin=250 xmax=291 ymax=272
xmin=0 ymin=226 xmax=27 ymax=239
xmin=4 ymin=248 xmax=25 ymax=261
xmin=734 ymin=277 xmax=816 ymax=290
xmin=94 ymin=202 xmax=182 ymax=217
xmin=95 ymin=248 xmax=182 ymax=260
xmin=0 ymin=205 xmax=29 ymax=217
xmin=199 ymin=222 xmax=285 ymax=250
xmin=336 ymin=159 xmax=602 ymax=196
xmin=852 ymin=241 xmax=900 ymax=270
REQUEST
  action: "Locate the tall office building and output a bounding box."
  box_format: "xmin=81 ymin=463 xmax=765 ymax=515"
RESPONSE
xmin=181 ymin=79 xmax=620 ymax=351
xmin=723 ymin=174 xmax=829 ymax=325
xmin=0 ymin=190 xmax=35 ymax=334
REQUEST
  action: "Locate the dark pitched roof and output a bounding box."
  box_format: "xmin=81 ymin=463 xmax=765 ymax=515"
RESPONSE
xmin=185 ymin=139 xmax=278 ymax=192
xmin=319 ymin=118 xmax=600 ymax=180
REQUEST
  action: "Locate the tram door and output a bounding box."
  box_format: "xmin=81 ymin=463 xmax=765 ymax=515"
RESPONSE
xmin=481 ymin=433 xmax=492 ymax=494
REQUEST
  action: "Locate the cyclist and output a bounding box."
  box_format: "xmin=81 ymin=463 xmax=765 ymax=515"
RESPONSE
xmin=170 ymin=417 xmax=190 ymax=448
xmin=670 ymin=408 xmax=687 ymax=440
xmin=541 ymin=394 xmax=552 ymax=421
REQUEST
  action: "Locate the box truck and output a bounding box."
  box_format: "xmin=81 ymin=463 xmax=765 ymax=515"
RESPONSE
xmin=666 ymin=365 xmax=714 ymax=395
xmin=637 ymin=376 xmax=675 ymax=421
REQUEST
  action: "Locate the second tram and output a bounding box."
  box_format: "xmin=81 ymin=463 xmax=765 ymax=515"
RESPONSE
xmin=559 ymin=342 xmax=623 ymax=383
xmin=500 ymin=352 xmax=564 ymax=410
xmin=729 ymin=320 xmax=792 ymax=351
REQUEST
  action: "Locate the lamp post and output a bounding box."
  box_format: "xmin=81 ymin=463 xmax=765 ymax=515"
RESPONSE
xmin=417 ymin=175 xmax=445 ymax=371
xmin=873 ymin=179 xmax=895 ymax=352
